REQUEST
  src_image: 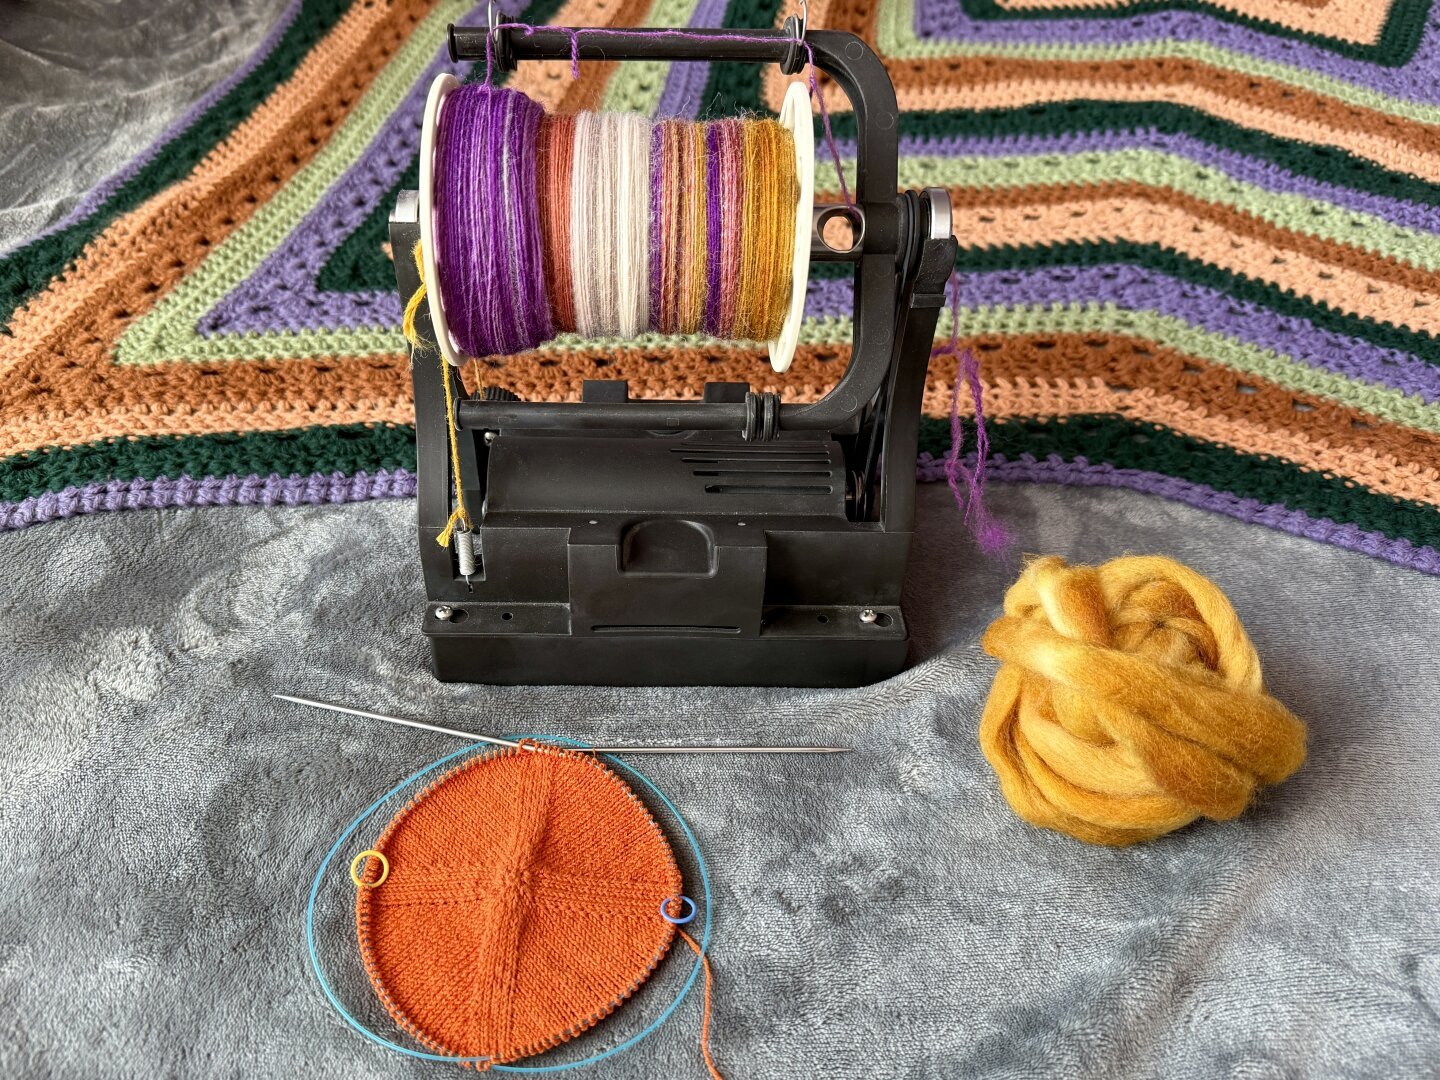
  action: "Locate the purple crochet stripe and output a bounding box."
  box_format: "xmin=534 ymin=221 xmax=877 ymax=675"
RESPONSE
xmin=0 ymin=470 xmax=417 ymax=533
xmin=654 ymin=0 xmax=732 ymax=119
xmin=702 ymin=122 xmax=725 ymax=335
xmin=917 ymin=452 xmax=1440 ymax=575
xmin=803 ymin=264 xmax=1440 ymax=404
xmin=8 ymin=461 xmax=1436 ymax=576
xmin=0 ymin=0 xmax=303 ymax=259
xmin=912 ymin=0 xmax=1440 ymax=104
xmin=831 ymin=129 xmax=1440 ymax=234
xmin=200 ymin=38 xmax=467 ymax=336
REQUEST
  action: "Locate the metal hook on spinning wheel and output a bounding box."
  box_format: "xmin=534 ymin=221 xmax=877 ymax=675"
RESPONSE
xmin=779 ymin=0 xmax=808 ymax=75
xmin=485 ymin=0 xmax=516 ymax=72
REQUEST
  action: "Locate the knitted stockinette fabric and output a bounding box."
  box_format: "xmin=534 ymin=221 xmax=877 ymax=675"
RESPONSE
xmin=979 ymin=555 xmax=1307 ymax=847
xmin=354 ymin=745 xmax=683 ymax=1067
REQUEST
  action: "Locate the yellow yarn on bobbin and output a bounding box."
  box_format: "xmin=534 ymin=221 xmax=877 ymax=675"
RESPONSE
xmin=979 ymin=555 xmax=1307 ymax=846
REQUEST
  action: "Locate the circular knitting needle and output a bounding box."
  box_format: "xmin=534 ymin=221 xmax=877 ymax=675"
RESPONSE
xmin=273 ymin=694 xmax=851 ymax=754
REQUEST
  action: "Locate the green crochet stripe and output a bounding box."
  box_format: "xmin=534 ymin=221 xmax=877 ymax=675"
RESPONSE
xmin=314 ymin=0 xmax=567 ymax=295
xmin=954 ymin=0 xmax=1432 ymax=67
xmin=697 ymin=0 xmax=781 ymax=117
xmin=952 ymin=241 xmax=1440 ymax=363
xmin=916 ymin=413 xmax=1440 ymax=549
xmin=0 ymin=424 xmax=418 ymax=504
xmin=0 ymin=0 xmax=352 ymax=331
xmin=824 ymin=102 xmax=1440 ymax=209
xmin=6 ymin=415 xmax=1436 ymax=550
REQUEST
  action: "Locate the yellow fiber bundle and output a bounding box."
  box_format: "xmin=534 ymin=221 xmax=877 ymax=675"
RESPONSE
xmin=979 ymin=555 xmax=1307 ymax=846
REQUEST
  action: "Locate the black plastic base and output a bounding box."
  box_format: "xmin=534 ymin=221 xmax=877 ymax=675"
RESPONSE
xmin=425 ymin=604 xmax=908 ymax=687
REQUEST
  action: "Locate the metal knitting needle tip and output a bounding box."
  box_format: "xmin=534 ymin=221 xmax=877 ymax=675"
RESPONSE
xmin=272 ymin=694 xmax=851 ymax=755
xmin=272 ymin=694 xmax=521 ymax=748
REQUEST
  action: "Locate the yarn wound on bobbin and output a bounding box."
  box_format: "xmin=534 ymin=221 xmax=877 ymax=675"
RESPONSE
xmin=352 ymin=743 xmax=710 ymax=1071
xmin=416 ymin=80 xmax=802 ymax=365
xmin=978 ymin=555 xmax=1308 ymax=847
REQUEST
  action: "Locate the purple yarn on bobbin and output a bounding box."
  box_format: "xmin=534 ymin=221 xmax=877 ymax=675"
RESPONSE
xmin=702 ymin=122 xmax=725 ymax=336
xmin=434 ymin=84 xmax=553 ymax=358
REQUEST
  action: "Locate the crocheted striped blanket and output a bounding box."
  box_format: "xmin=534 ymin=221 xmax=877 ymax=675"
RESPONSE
xmin=3 ymin=0 xmax=1437 ymax=573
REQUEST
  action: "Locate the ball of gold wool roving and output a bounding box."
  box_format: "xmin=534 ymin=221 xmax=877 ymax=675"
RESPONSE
xmin=978 ymin=555 xmax=1308 ymax=846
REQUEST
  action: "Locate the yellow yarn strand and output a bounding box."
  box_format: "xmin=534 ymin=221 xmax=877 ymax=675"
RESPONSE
xmin=978 ymin=555 xmax=1307 ymax=846
xmin=403 ymin=241 xmax=471 ymax=547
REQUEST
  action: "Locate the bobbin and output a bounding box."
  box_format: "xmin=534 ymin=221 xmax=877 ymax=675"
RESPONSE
xmin=416 ymin=73 xmax=814 ymax=373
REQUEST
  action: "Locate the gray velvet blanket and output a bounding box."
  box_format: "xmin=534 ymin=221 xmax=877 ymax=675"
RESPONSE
xmin=3 ymin=1 xmax=1438 ymax=1075
xmin=2 ymin=484 xmax=1438 ymax=1078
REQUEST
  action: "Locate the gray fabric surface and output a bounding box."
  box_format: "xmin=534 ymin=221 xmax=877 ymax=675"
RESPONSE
xmin=2 ymin=484 xmax=1438 ymax=1078
xmin=0 ymin=0 xmax=288 ymax=250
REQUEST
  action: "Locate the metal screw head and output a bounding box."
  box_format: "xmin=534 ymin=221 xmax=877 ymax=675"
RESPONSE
xmin=434 ymin=604 xmax=455 ymax=621
xmin=860 ymin=608 xmax=879 ymax=624
xmin=483 ymin=431 xmax=496 ymax=444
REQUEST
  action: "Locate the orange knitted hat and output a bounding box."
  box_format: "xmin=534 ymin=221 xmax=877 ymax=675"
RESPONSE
xmin=353 ymin=745 xmax=684 ymax=1068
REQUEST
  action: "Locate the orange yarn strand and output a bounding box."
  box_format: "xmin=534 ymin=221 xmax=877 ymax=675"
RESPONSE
xmin=679 ymin=929 xmax=724 ymax=1080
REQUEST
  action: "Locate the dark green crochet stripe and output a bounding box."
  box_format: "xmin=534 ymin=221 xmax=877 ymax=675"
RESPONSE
xmin=697 ymin=0 xmax=782 ymax=117
xmin=953 ymin=241 xmax=1440 ymax=363
xmin=314 ymin=0 xmax=571 ymax=294
xmin=5 ymin=415 xmax=1436 ymax=549
xmin=0 ymin=0 xmax=353 ymax=331
xmin=825 ymin=101 xmax=1440 ymax=209
xmin=917 ymin=413 xmax=1440 ymax=549
xmin=0 ymin=424 xmax=419 ymax=504
xmin=957 ymin=0 xmax=1431 ymax=66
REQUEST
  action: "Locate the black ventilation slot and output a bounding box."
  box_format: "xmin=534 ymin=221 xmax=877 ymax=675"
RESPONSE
xmin=672 ymin=445 xmax=830 ymax=457
xmin=704 ymin=484 xmax=834 ymax=495
xmin=681 ymin=455 xmax=830 ymax=465
xmin=591 ymin=624 xmax=741 ymax=635
xmin=691 ymin=469 xmax=833 ymax=478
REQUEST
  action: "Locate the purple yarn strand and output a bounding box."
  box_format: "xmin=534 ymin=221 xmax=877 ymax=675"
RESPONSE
xmin=936 ymin=272 xmax=1010 ymax=555
xmin=497 ymin=23 xmax=855 ymax=206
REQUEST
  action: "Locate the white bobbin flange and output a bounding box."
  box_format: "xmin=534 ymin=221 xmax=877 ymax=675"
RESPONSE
xmin=419 ymin=73 xmax=466 ymax=369
xmin=769 ymin=80 xmax=816 ymax=375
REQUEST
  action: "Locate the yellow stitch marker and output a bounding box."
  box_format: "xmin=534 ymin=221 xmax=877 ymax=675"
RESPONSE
xmin=350 ymin=849 xmax=390 ymax=889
